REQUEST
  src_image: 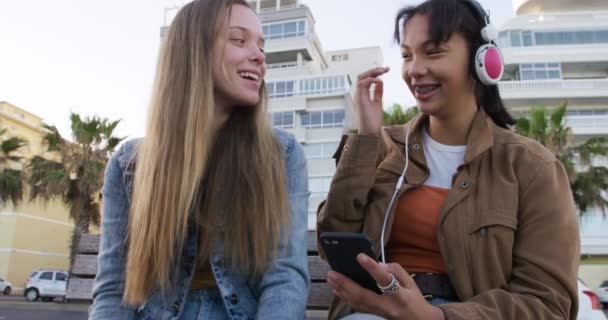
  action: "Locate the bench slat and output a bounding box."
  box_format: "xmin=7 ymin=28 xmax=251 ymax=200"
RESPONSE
xmin=307 ymin=230 xmax=318 ymax=253
xmin=308 ymin=283 xmax=334 ymax=309
xmin=308 ymin=256 xmax=330 ymax=281
xmin=83 ymin=232 xmax=319 ymax=254
xmin=70 ymin=254 xmax=329 ymax=283
xmin=66 ymin=278 xmax=94 ymax=300
xmin=72 ymin=254 xmax=98 ymax=277
xmin=65 ymin=278 xmax=335 ymax=308
xmin=78 ymin=234 xmax=100 ymax=254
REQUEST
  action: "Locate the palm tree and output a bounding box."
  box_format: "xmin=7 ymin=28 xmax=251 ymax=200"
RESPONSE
xmin=0 ymin=128 xmax=28 ymax=207
xmin=384 ymin=104 xmax=419 ymax=125
xmin=27 ymin=113 xmax=124 ymax=268
xmin=348 ymin=104 xmax=420 ymax=134
xmin=516 ymin=101 xmax=608 ymax=214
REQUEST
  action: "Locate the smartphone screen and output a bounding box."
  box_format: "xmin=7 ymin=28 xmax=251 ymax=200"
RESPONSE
xmin=319 ymin=232 xmax=381 ymax=294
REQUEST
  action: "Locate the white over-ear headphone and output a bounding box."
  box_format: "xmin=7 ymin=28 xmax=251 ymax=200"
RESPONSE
xmin=466 ymin=0 xmax=504 ymax=86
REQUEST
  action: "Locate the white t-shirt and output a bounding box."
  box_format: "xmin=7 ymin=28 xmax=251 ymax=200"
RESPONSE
xmin=422 ymin=128 xmax=466 ymax=190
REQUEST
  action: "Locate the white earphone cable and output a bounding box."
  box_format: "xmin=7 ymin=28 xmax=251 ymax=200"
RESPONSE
xmin=378 ymin=113 xmax=419 ymax=264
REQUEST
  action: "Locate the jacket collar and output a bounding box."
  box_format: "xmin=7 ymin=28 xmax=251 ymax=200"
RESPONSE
xmin=386 ymin=109 xmax=495 ymax=165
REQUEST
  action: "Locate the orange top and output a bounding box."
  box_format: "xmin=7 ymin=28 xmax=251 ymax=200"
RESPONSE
xmin=385 ymin=185 xmax=448 ymax=274
xmin=190 ymin=258 xmax=217 ymax=290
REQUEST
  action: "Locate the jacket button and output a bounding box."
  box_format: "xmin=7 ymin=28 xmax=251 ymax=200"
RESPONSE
xmin=229 ymin=293 xmax=239 ymax=304
xmin=460 ymin=181 xmax=470 ymax=189
xmin=412 ymin=143 xmax=420 ymax=150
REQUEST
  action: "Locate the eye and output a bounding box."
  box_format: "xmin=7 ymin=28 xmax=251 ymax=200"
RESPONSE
xmin=231 ymin=38 xmax=246 ymax=45
xmin=401 ymin=53 xmax=412 ymax=60
xmin=427 ymin=49 xmax=443 ymax=55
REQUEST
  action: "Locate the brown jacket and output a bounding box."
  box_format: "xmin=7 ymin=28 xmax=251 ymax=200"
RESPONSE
xmin=317 ymin=111 xmax=580 ymax=320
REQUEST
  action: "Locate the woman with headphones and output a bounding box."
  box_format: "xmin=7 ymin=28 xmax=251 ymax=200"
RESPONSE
xmin=317 ymin=0 xmax=580 ymax=319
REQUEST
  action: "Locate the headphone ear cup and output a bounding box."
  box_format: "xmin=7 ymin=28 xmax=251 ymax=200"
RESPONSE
xmin=474 ymin=44 xmax=504 ymax=85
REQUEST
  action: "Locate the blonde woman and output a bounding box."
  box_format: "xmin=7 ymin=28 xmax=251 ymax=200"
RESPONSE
xmin=89 ymin=1 xmax=310 ymax=319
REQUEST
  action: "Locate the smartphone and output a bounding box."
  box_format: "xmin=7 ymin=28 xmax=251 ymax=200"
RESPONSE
xmin=319 ymin=232 xmax=381 ymax=294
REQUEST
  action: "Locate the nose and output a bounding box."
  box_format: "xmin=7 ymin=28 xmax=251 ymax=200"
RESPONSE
xmin=404 ymin=56 xmax=428 ymax=80
xmin=250 ymin=45 xmax=265 ymax=65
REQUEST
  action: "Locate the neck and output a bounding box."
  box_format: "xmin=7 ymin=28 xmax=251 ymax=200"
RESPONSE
xmin=213 ymin=98 xmax=231 ymax=133
xmin=427 ymin=101 xmax=477 ymax=146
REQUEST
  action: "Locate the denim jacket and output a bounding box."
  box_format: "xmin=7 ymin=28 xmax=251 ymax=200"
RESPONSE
xmin=89 ymin=129 xmax=310 ymax=320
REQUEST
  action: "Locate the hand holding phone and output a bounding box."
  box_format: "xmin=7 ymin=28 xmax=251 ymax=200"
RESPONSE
xmin=319 ymin=232 xmax=381 ymax=294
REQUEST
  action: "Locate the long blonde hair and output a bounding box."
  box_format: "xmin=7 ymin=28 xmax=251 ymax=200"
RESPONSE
xmin=123 ymin=0 xmax=288 ymax=305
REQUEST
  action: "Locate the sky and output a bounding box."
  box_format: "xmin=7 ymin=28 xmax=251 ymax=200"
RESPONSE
xmin=0 ymin=0 xmax=515 ymax=140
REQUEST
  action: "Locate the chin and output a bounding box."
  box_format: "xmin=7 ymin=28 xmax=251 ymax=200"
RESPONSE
xmin=417 ymin=103 xmax=439 ymax=116
xmin=230 ymin=92 xmax=260 ymax=107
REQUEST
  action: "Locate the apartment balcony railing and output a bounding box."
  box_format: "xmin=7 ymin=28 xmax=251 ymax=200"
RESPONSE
xmin=267 ymin=75 xmax=350 ymax=99
xmin=499 ymin=79 xmax=608 ymax=99
xmin=267 ymin=62 xmax=299 ymax=69
xmin=565 ymin=115 xmax=608 ymax=135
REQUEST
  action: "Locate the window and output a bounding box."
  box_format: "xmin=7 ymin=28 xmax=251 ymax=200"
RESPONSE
xmin=303 ymin=142 xmax=339 ymax=159
xmin=271 ymin=111 xmax=294 ymax=129
xmin=567 ymin=109 xmax=608 ymax=116
xmin=510 ymin=30 xmax=522 ymax=47
xmin=40 ymin=272 xmax=53 ymax=280
xmin=500 ymin=29 xmax=608 ymax=47
xmin=262 ymin=20 xmax=306 ymax=40
xmin=498 ymin=31 xmax=509 ymax=48
xmin=301 ymin=110 xmax=345 ymax=128
xmin=519 ymin=63 xmax=561 ymax=80
xmin=522 ymin=31 xmax=534 ymax=46
xmin=299 ymin=76 xmax=346 ymax=96
xmin=331 ymin=53 xmax=349 ymax=62
xmin=55 ymin=273 xmax=67 ymax=281
xmin=309 ymin=177 xmax=332 ymax=195
xmin=267 ymin=81 xmax=296 ymax=98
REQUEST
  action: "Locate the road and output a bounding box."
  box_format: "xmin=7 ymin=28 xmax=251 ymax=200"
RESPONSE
xmin=1 ymin=294 xmax=607 ymax=319
xmin=0 ymin=295 xmax=88 ymax=320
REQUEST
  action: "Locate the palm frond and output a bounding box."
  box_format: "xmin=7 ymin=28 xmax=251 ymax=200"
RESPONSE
xmin=0 ymin=169 xmax=23 ymax=207
xmin=27 ymin=155 xmax=68 ymax=201
xmin=1 ymin=137 xmax=27 ymax=156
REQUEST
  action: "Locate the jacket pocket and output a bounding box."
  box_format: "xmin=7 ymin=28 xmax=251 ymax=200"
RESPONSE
xmin=467 ymin=209 xmax=518 ymax=288
xmin=469 ymin=209 xmax=518 ymax=235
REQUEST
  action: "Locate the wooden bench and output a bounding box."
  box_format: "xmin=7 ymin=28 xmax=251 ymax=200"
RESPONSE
xmin=67 ymin=230 xmax=333 ymax=317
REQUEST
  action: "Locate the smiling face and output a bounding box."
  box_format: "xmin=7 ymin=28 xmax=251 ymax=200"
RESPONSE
xmin=212 ymin=4 xmax=266 ymax=109
xmin=401 ymin=14 xmax=477 ymax=119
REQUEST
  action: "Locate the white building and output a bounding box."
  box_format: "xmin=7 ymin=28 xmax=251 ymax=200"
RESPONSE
xmin=246 ymin=0 xmax=382 ymax=229
xmin=498 ymin=0 xmax=608 ymax=289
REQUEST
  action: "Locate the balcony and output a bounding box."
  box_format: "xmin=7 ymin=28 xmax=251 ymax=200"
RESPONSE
xmin=267 ymin=75 xmax=350 ymax=100
xmin=499 ymin=79 xmax=608 ymax=100
xmin=565 ymin=115 xmax=608 ymax=135
xmin=580 ymin=212 xmax=608 ymax=255
xmin=501 ymin=44 xmax=608 ymax=65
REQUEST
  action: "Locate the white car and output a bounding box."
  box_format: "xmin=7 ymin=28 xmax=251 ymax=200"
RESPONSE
xmin=597 ymin=281 xmax=608 ymax=309
xmin=23 ymin=269 xmax=68 ymax=302
xmin=0 ymin=277 xmax=11 ymax=295
xmin=578 ymin=279 xmax=607 ymax=320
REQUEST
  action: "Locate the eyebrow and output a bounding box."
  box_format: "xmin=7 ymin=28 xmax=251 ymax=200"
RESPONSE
xmin=229 ymin=26 xmax=266 ymax=46
xmin=400 ymin=40 xmax=440 ymax=50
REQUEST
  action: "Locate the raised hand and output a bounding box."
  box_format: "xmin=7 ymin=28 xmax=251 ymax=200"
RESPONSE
xmin=355 ymin=67 xmax=390 ymax=137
